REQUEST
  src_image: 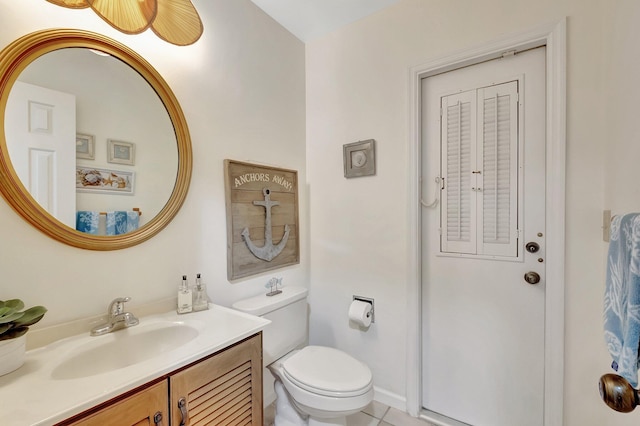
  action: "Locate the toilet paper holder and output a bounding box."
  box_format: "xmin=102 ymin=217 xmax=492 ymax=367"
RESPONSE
xmin=352 ymin=295 xmax=375 ymax=323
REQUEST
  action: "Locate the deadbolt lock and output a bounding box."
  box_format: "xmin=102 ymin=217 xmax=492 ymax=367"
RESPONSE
xmin=525 ymin=242 xmax=540 ymax=253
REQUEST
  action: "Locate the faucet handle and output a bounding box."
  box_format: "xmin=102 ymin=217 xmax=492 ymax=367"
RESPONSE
xmin=91 ymin=297 xmax=137 ymax=336
xmin=109 ymin=297 xmax=131 ymax=316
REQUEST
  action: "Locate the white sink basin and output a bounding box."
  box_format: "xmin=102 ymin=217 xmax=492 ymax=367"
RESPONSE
xmin=51 ymin=321 xmax=199 ymax=380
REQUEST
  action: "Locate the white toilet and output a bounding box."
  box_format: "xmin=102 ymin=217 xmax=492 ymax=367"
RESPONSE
xmin=232 ymin=286 xmax=373 ymax=426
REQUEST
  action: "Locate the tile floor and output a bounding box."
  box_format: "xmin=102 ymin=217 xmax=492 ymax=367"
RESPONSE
xmin=264 ymin=400 xmax=437 ymax=426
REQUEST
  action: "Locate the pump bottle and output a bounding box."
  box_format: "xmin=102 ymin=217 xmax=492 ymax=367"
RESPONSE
xmin=193 ymin=273 xmax=209 ymax=311
xmin=177 ymin=275 xmax=192 ymax=314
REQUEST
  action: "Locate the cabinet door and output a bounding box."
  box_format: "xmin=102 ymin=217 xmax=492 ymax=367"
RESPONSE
xmin=65 ymin=381 xmax=168 ymax=426
xmin=170 ymin=334 xmax=263 ymax=426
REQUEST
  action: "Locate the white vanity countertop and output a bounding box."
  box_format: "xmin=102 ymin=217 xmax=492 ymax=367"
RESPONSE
xmin=0 ymin=304 xmax=270 ymax=426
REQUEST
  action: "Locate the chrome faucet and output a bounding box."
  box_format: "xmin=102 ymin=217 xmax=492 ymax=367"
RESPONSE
xmin=90 ymin=297 xmax=140 ymax=336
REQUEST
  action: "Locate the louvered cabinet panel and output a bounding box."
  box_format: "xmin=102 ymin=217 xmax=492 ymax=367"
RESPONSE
xmin=170 ymin=334 xmax=262 ymax=426
xmin=64 ymin=381 xmax=168 ymax=426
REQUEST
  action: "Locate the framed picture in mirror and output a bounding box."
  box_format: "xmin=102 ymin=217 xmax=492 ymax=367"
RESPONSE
xmin=76 ymin=167 xmax=135 ymax=195
xmin=107 ymin=139 xmax=135 ymax=165
xmin=76 ymin=133 xmax=95 ymax=160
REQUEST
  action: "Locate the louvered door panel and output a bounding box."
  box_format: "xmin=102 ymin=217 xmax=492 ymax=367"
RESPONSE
xmin=478 ymin=82 xmax=518 ymax=257
xmin=170 ymin=334 xmax=262 ymax=426
xmin=441 ymin=90 xmax=477 ymax=254
xmin=189 ymin=362 xmax=252 ymax=425
xmin=439 ymin=80 xmax=520 ymax=258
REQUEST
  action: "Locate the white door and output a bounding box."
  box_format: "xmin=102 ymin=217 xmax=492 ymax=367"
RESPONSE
xmin=5 ymin=81 xmax=76 ymax=228
xmin=421 ymin=47 xmax=546 ymax=426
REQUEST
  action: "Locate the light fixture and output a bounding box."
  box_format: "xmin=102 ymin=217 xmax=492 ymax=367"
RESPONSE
xmin=45 ymin=0 xmax=203 ymax=46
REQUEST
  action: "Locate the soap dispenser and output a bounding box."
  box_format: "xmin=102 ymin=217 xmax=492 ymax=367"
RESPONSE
xmin=177 ymin=275 xmax=192 ymax=314
xmin=193 ymin=273 xmax=209 ymax=312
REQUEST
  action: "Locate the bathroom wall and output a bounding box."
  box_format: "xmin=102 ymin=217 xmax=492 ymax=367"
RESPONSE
xmin=603 ymin=1 xmax=640 ymax=211
xmin=0 ymin=0 xmax=307 ymax=323
xmin=305 ymin=0 xmax=632 ymax=424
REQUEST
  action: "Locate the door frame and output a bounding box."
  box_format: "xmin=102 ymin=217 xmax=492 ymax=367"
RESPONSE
xmin=406 ymin=19 xmax=566 ymax=425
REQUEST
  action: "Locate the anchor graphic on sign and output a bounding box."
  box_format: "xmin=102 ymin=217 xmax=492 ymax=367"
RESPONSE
xmin=241 ymin=188 xmax=290 ymax=262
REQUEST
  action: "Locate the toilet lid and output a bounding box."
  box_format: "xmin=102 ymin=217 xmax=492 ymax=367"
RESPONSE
xmin=282 ymin=346 xmax=372 ymax=397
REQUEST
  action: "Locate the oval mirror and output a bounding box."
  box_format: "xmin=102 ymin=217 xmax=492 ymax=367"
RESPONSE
xmin=0 ymin=29 xmax=192 ymax=250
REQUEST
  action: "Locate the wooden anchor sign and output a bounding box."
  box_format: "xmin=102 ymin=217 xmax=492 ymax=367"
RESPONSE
xmin=241 ymin=188 xmax=291 ymax=261
xmin=224 ymin=160 xmax=299 ymax=280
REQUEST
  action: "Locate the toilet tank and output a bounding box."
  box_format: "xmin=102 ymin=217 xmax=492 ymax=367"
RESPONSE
xmin=232 ymin=286 xmax=308 ymax=366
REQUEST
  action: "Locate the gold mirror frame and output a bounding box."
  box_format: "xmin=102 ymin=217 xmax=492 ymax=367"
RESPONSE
xmin=0 ymin=29 xmax=192 ymax=250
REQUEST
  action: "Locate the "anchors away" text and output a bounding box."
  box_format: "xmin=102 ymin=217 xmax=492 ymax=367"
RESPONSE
xmin=234 ymin=173 xmax=293 ymax=191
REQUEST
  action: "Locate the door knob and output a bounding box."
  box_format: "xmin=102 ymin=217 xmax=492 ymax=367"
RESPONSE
xmin=524 ymin=271 xmax=541 ymax=285
xmin=599 ymin=374 xmax=640 ymax=413
xmin=525 ymin=242 xmax=540 ymax=253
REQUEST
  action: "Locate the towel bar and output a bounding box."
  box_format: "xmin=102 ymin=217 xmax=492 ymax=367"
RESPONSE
xmin=603 ymin=210 xmax=612 ymax=242
xmin=98 ymin=208 xmax=142 ymax=216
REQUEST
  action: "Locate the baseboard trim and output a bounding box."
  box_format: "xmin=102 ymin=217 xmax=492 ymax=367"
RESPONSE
xmin=373 ymin=386 xmax=406 ymax=412
xmin=420 ymin=409 xmax=471 ymax=426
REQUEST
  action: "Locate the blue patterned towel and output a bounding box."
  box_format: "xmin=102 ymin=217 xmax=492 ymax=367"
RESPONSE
xmin=604 ymin=213 xmax=640 ymax=386
xmin=106 ymin=211 xmax=139 ymax=236
xmin=76 ymin=211 xmax=99 ymax=234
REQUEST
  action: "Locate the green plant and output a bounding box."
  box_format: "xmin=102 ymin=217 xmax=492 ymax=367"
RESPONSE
xmin=0 ymin=299 xmax=47 ymax=341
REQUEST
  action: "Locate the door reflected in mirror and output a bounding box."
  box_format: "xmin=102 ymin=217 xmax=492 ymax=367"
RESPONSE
xmin=5 ymin=48 xmax=178 ymax=235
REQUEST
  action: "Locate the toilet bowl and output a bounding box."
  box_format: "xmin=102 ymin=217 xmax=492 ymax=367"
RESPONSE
xmin=271 ymin=346 xmax=374 ymax=424
xmin=232 ymin=286 xmax=374 ymax=426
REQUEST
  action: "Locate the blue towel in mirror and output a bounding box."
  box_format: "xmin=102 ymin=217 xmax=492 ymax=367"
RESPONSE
xmin=106 ymin=211 xmax=139 ymax=236
xmin=604 ymin=213 xmax=640 ymax=386
xmin=76 ymin=211 xmax=99 ymax=234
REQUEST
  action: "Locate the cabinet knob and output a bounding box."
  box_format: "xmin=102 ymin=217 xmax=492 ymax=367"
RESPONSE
xmin=153 ymin=411 xmax=163 ymax=425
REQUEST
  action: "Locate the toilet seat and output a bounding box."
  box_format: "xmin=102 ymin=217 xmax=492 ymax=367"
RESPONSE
xmin=282 ymin=346 xmax=373 ymax=397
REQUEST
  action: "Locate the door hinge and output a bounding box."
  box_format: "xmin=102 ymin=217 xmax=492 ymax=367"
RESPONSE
xmin=502 ymin=49 xmax=517 ymax=58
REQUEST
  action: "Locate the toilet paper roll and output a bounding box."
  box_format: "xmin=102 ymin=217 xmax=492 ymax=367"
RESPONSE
xmin=349 ymin=300 xmax=372 ymax=327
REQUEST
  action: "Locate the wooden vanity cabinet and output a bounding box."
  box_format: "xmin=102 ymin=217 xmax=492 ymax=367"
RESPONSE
xmin=64 ymin=381 xmax=168 ymax=426
xmin=59 ymin=333 xmax=263 ymax=426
